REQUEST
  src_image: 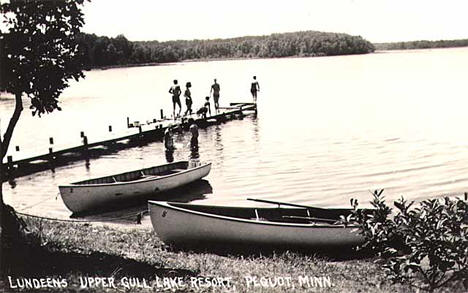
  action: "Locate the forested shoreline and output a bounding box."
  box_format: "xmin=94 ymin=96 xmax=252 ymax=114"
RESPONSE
xmin=75 ymin=31 xmax=468 ymax=70
xmin=374 ymin=39 xmax=468 ymax=51
xmin=77 ymin=31 xmax=375 ymax=69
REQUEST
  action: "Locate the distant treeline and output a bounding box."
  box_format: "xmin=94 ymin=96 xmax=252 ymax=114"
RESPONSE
xmin=374 ymin=39 xmax=468 ymax=51
xmin=76 ymin=31 xmax=375 ymax=69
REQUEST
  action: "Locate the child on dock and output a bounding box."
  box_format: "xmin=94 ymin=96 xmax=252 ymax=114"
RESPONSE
xmin=196 ymin=97 xmax=211 ymax=119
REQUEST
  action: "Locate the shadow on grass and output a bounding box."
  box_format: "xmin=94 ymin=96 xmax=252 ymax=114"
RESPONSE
xmin=3 ymin=244 xmax=196 ymax=280
xmin=1 ymin=205 xmax=197 ymax=286
xmin=166 ymin=241 xmax=374 ymax=261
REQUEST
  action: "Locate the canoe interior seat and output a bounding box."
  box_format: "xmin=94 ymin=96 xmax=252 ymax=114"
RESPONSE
xmin=139 ymin=175 xmax=159 ymax=180
xmin=170 ymin=168 xmax=186 ymax=173
xmin=282 ymin=215 xmax=338 ymax=224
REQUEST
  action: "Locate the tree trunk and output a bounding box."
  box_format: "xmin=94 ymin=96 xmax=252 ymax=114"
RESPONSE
xmin=1 ymin=92 xmax=23 ymax=234
xmin=1 ymin=92 xmax=23 ymax=160
xmin=1 ymin=92 xmax=23 ymax=274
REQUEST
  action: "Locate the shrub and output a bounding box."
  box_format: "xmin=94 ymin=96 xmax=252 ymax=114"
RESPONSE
xmin=351 ymin=190 xmax=468 ymax=292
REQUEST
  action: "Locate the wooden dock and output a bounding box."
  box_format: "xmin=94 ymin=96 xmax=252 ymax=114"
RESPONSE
xmin=1 ymin=102 xmax=256 ymax=181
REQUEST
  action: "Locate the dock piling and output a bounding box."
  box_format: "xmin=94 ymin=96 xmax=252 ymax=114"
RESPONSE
xmin=2 ymin=102 xmax=256 ymax=180
xmin=48 ymin=147 xmax=55 ymax=171
xmin=82 ymin=135 xmax=89 ymax=164
xmin=7 ymin=155 xmax=13 ymax=173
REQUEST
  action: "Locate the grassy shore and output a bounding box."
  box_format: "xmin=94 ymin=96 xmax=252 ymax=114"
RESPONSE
xmin=1 ymin=215 xmax=463 ymax=293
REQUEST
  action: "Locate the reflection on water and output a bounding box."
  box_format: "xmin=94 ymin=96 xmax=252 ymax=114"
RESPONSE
xmin=165 ymin=149 xmax=174 ymax=163
xmin=2 ymin=48 xmax=468 ymax=228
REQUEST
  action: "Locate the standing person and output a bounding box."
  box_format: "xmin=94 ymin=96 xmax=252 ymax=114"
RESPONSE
xmin=188 ymin=119 xmax=200 ymax=168
xmin=210 ymin=78 xmax=220 ymax=113
xmin=164 ymin=125 xmax=175 ymax=151
xmin=164 ymin=125 xmax=175 ymax=163
xmin=169 ymin=79 xmax=182 ymax=118
xmin=184 ymin=81 xmax=193 ymax=116
xmin=250 ymin=76 xmax=260 ymax=103
xmin=188 ymin=119 xmax=199 ymax=148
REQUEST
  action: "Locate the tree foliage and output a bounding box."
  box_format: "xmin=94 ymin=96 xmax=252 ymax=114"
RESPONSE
xmin=352 ymin=191 xmax=468 ymax=292
xmin=0 ymin=0 xmax=86 ymax=117
xmin=0 ymin=0 xmax=87 ymax=193
xmin=76 ymin=31 xmax=375 ymax=68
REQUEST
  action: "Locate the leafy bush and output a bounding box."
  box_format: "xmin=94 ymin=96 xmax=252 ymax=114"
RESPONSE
xmin=351 ymin=190 xmax=468 ymax=292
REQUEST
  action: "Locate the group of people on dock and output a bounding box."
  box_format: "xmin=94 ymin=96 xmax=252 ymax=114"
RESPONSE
xmin=168 ymin=76 xmax=260 ymax=118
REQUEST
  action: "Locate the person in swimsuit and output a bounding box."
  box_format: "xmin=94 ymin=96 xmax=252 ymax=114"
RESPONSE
xmin=250 ymin=76 xmax=260 ymax=103
xmin=184 ymin=81 xmax=193 ymax=116
xmin=164 ymin=125 xmax=175 ymax=151
xmin=169 ymin=79 xmax=182 ymax=118
xmin=188 ymin=119 xmax=200 ymax=168
xmin=210 ymin=78 xmax=220 ymax=113
xmin=188 ymin=118 xmax=199 ymax=149
xmin=203 ymin=96 xmax=211 ymax=117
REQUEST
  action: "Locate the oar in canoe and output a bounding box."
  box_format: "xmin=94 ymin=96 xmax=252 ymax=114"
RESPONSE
xmin=247 ymin=198 xmax=358 ymax=221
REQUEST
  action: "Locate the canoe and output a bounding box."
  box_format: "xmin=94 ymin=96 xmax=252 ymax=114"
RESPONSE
xmin=148 ymin=201 xmax=364 ymax=248
xmin=59 ymin=161 xmax=211 ymax=214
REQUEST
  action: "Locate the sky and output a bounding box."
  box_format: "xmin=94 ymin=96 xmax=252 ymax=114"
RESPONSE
xmin=81 ymin=0 xmax=468 ymax=43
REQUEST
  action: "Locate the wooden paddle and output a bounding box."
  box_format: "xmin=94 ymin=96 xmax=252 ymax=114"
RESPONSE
xmin=246 ymin=198 xmax=366 ymax=226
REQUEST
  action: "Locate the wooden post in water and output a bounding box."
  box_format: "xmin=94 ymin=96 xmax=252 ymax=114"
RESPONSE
xmin=7 ymin=155 xmax=13 ymax=178
xmin=83 ymin=135 xmax=89 ymax=166
xmin=83 ymin=136 xmax=88 ymax=148
xmin=160 ymin=109 xmax=164 ymax=119
xmin=126 ymin=117 xmax=130 ymax=128
xmin=48 ymin=147 xmax=55 ymax=172
xmin=108 ymin=125 xmax=112 ymax=132
xmin=238 ymin=106 xmax=244 ymax=120
xmin=15 ymin=146 xmax=20 ymax=152
xmin=48 ymin=137 xmax=56 ymax=171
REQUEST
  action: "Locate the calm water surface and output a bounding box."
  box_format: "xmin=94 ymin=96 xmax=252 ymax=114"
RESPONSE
xmin=1 ymin=47 xmax=468 ymax=226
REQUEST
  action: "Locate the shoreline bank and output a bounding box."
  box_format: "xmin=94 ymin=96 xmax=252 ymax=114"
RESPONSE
xmin=89 ymin=45 xmax=468 ymax=71
xmin=0 ymin=214 xmax=439 ymax=293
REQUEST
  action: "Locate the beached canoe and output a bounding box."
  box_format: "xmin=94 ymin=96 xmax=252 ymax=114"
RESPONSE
xmin=59 ymin=161 xmax=211 ymax=214
xmin=148 ymin=201 xmax=364 ymax=248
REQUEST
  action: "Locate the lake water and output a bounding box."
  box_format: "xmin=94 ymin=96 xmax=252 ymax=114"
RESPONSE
xmin=2 ymin=47 xmax=468 ymax=226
